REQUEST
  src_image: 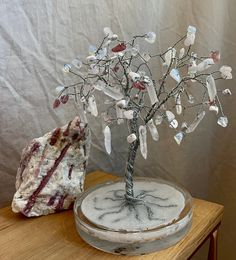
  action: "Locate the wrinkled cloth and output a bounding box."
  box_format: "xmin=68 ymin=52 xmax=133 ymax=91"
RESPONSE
xmin=0 ymin=0 xmax=236 ymax=259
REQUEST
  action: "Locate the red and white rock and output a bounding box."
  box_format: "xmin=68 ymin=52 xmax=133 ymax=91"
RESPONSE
xmin=12 ymin=117 xmax=90 ymax=217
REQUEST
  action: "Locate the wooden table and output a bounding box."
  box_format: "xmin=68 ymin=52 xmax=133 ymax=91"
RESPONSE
xmin=0 ymin=171 xmax=224 ymax=260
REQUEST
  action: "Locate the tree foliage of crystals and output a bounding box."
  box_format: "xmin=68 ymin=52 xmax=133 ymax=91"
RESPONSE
xmin=54 ymin=26 xmax=232 ymax=200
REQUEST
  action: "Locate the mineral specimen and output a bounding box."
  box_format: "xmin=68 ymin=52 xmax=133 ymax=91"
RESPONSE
xmin=12 ymin=117 xmax=90 ymax=217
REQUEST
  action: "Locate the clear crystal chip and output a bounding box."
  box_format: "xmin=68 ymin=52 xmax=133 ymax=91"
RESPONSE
xmin=131 ymin=45 xmax=139 ymax=56
xmin=145 ymin=32 xmax=156 ymax=44
xmin=186 ymin=111 xmax=205 ymax=133
xmin=164 ymin=48 xmax=176 ymax=66
xmin=209 ymin=105 xmax=219 ymax=114
xmin=103 ymin=27 xmax=113 ymax=38
xmin=89 ymin=45 xmax=97 ymax=55
xmin=217 ymin=116 xmax=228 ymax=127
xmin=96 ymin=48 xmax=107 ymax=59
xmin=55 ymin=85 xmax=65 ymax=93
xmin=181 ymin=122 xmax=188 ymax=130
xmin=127 ymin=133 xmax=137 ymax=143
xmin=103 ymin=125 xmax=111 ymax=154
xmin=188 ymin=94 xmax=195 ymax=104
xmin=62 ymin=64 xmax=72 ymax=73
xmin=222 ymin=89 xmax=232 ymax=95
xmin=155 ymin=115 xmax=163 ymax=125
xmin=169 ymin=119 xmax=178 ymax=129
xmin=179 ymin=48 xmax=185 ymax=59
xmin=139 ymin=125 xmax=147 ymax=159
xmin=170 ymin=69 xmax=181 ymax=83
xmin=220 ymin=66 xmax=232 ymax=79
xmin=174 ymin=132 xmax=184 ymax=145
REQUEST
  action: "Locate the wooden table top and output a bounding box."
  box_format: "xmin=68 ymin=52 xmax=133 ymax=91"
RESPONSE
xmin=0 ymin=171 xmax=224 ymax=260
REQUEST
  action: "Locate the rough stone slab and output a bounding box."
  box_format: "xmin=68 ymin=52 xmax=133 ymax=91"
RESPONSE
xmin=12 ymin=117 xmax=90 ymax=217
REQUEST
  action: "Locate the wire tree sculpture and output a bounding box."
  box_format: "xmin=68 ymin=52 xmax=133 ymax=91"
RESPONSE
xmin=53 ymin=26 xmax=232 ymax=203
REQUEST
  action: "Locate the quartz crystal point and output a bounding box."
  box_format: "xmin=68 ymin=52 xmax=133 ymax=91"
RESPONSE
xmin=88 ymin=96 xmax=98 ymax=117
xmin=166 ymin=111 xmax=175 ymax=121
xmin=127 ymin=133 xmax=137 ymax=143
xmin=62 ymin=64 xmax=72 ymax=73
xmin=169 ymin=119 xmax=178 ymax=129
xmin=139 ymin=125 xmax=147 ymax=159
xmin=147 ymin=119 xmax=159 ymax=141
xmin=179 ymin=48 xmax=185 ymax=59
xmin=115 ymin=104 xmax=124 ymax=124
xmin=170 ymin=69 xmax=181 ymax=83
xmin=186 ymin=111 xmax=206 ymax=133
xmin=103 ymin=126 xmax=111 ymax=154
xmin=12 ymin=117 xmax=90 ymax=217
xmin=220 ymin=66 xmax=232 ymax=79
xmin=174 ymin=132 xmax=184 ymax=145
xmin=55 ymin=86 xmax=65 ymax=93
xmin=175 ymin=94 xmax=182 ymax=115
xmin=102 ymin=85 xmax=124 ymax=100
xmin=164 ymin=48 xmax=176 ymax=66
xmin=166 ymin=111 xmax=178 ymax=129
xmin=145 ymin=78 xmax=158 ymax=105
xmin=197 ymin=58 xmax=214 ymax=72
xmin=184 ymin=25 xmax=196 ymax=46
xmin=217 ymin=116 xmax=228 ymax=127
xmin=206 ymin=75 xmax=217 ymax=102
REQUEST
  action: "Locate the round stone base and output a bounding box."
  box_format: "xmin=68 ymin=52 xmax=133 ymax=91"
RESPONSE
xmin=74 ymin=177 xmax=192 ymax=255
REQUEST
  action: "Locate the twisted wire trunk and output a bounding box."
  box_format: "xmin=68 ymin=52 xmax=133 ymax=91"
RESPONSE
xmin=125 ymin=109 xmax=140 ymax=201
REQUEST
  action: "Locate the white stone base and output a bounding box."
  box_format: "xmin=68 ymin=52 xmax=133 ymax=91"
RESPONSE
xmin=74 ymin=178 xmax=192 ymax=255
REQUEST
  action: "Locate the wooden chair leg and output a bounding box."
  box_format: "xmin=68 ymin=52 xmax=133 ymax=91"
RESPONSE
xmin=208 ymin=228 xmax=219 ymax=260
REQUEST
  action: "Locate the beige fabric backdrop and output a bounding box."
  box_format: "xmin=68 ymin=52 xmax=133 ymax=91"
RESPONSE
xmin=0 ymin=0 xmax=235 ymax=259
